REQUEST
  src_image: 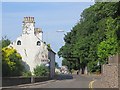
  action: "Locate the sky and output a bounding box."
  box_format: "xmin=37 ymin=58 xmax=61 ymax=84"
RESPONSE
xmin=2 ymin=2 xmax=94 ymax=67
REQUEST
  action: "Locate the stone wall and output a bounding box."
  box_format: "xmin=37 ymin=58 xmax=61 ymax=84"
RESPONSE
xmin=93 ymin=54 xmax=120 ymax=88
xmin=2 ymin=76 xmax=50 ymax=87
xmin=118 ymin=64 xmax=120 ymax=90
xmin=109 ymin=54 xmax=120 ymax=64
xmin=94 ymin=64 xmax=119 ymax=88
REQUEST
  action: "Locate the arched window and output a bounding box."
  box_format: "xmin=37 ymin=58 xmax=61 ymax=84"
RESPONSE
xmin=17 ymin=40 xmax=21 ymax=45
xmin=37 ymin=41 xmax=41 ymax=46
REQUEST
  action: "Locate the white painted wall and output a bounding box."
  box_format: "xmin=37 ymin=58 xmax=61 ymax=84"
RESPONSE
xmin=10 ymin=17 xmax=49 ymax=73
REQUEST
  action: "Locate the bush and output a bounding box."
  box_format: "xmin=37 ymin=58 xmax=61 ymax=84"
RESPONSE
xmin=34 ymin=65 xmax=49 ymax=77
xmin=22 ymin=71 xmax=32 ymax=77
xmin=2 ymin=47 xmax=25 ymax=77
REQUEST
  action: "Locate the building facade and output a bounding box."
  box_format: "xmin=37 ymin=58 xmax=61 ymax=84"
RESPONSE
xmin=48 ymin=49 xmax=56 ymax=78
xmin=10 ymin=17 xmax=50 ymax=73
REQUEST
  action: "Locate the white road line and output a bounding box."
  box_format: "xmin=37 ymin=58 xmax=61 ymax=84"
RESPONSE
xmin=89 ymin=80 xmax=95 ymax=89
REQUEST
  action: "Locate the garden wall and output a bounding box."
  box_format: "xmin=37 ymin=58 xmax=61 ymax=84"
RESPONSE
xmin=93 ymin=54 xmax=120 ymax=88
xmin=2 ymin=76 xmax=50 ymax=87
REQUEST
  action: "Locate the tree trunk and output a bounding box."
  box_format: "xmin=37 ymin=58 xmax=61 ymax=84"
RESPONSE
xmin=81 ymin=67 xmax=85 ymax=74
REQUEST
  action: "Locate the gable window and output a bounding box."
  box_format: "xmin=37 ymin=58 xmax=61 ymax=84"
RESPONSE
xmin=37 ymin=41 xmax=41 ymax=46
xmin=17 ymin=40 xmax=21 ymax=45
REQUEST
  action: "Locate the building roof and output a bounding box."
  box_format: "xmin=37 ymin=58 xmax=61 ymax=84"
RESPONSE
xmin=49 ymin=49 xmax=56 ymax=54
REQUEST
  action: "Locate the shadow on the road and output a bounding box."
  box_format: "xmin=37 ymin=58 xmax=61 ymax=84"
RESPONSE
xmin=54 ymin=74 xmax=73 ymax=80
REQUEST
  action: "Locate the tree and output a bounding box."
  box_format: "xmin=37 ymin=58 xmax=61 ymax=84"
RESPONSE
xmin=62 ymin=59 xmax=69 ymax=66
xmin=2 ymin=47 xmax=24 ymax=76
xmin=0 ymin=36 xmax=11 ymax=48
xmin=1 ymin=37 xmax=25 ymax=76
xmin=97 ymin=17 xmax=119 ymax=63
xmin=58 ymin=2 xmax=120 ymax=73
xmin=34 ymin=65 xmax=49 ymax=77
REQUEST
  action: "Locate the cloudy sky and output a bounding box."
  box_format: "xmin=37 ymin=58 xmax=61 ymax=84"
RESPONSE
xmin=2 ymin=2 xmax=94 ymax=66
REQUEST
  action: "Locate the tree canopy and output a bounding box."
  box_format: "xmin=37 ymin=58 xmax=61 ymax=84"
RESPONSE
xmin=0 ymin=36 xmax=11 ymax=48
xmin=1 ymin=38 xmax=25 ymax=77
xmin=58 ymin=2 xmax=120 ymax=73
xmin=2 ymin=47 xmax=24 ymax=76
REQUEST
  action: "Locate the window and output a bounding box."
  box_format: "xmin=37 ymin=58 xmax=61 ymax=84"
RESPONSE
xmin=37 ymin=41 xmax=41 ymax=46
xmin=17 ymin=40 xmax=21 ymax=45
xmin=42 ymin=55 xmax=44 ymax=58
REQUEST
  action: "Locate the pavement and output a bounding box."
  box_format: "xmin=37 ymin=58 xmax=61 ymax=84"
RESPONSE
xmin=2 ymin=74 xmax=101 ymax=89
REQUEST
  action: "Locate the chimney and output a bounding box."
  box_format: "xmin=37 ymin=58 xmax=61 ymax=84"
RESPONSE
xmin=23 ymin=17 xmax=35 ymax=23
xmin=34 ymin=28 xmax=43 ymax=40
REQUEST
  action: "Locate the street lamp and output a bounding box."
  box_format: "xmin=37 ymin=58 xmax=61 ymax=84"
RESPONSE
xmin=56 ymin=30 xmax=69 ymax=34
xmin=56 ymin=30 xmax=65 ymax=32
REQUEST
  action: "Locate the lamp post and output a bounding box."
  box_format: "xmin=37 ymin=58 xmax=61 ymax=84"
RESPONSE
xmin=56 ymin=30 xmax=65 ymax=32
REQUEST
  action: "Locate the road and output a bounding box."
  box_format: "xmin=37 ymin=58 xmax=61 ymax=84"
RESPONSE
xmin=4 ymin=74 xmax=100 ymax=89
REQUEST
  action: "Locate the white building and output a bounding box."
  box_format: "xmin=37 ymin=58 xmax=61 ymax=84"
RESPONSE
xmin=61 ymin=66 xmax=69 ymax=74
xmin=10 ymin=17 xmax=50 ymax=73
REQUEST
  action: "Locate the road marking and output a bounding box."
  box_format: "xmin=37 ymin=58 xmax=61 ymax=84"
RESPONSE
xmin=89 ymin=80 xmax=95 ymax=89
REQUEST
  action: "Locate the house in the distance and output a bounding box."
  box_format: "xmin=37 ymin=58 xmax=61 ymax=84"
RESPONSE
xmin=9 ymin=17 xmax=55 ymax=76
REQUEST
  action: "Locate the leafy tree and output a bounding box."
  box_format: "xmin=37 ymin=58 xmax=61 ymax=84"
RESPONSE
xmin=34 ymin=65 xmax=49 ymax=77
xmin=97 ymin=17 xmax=119 ymax=63
xmin=62 ymin=59 xmax=69 ymax=66
xmin=2 ymin=47 xmax=24 ymax=76
xmin=58 ymin=2 xmax=120 ymax=73
xmin=0 ymin=36 xmax=11 ymax=48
